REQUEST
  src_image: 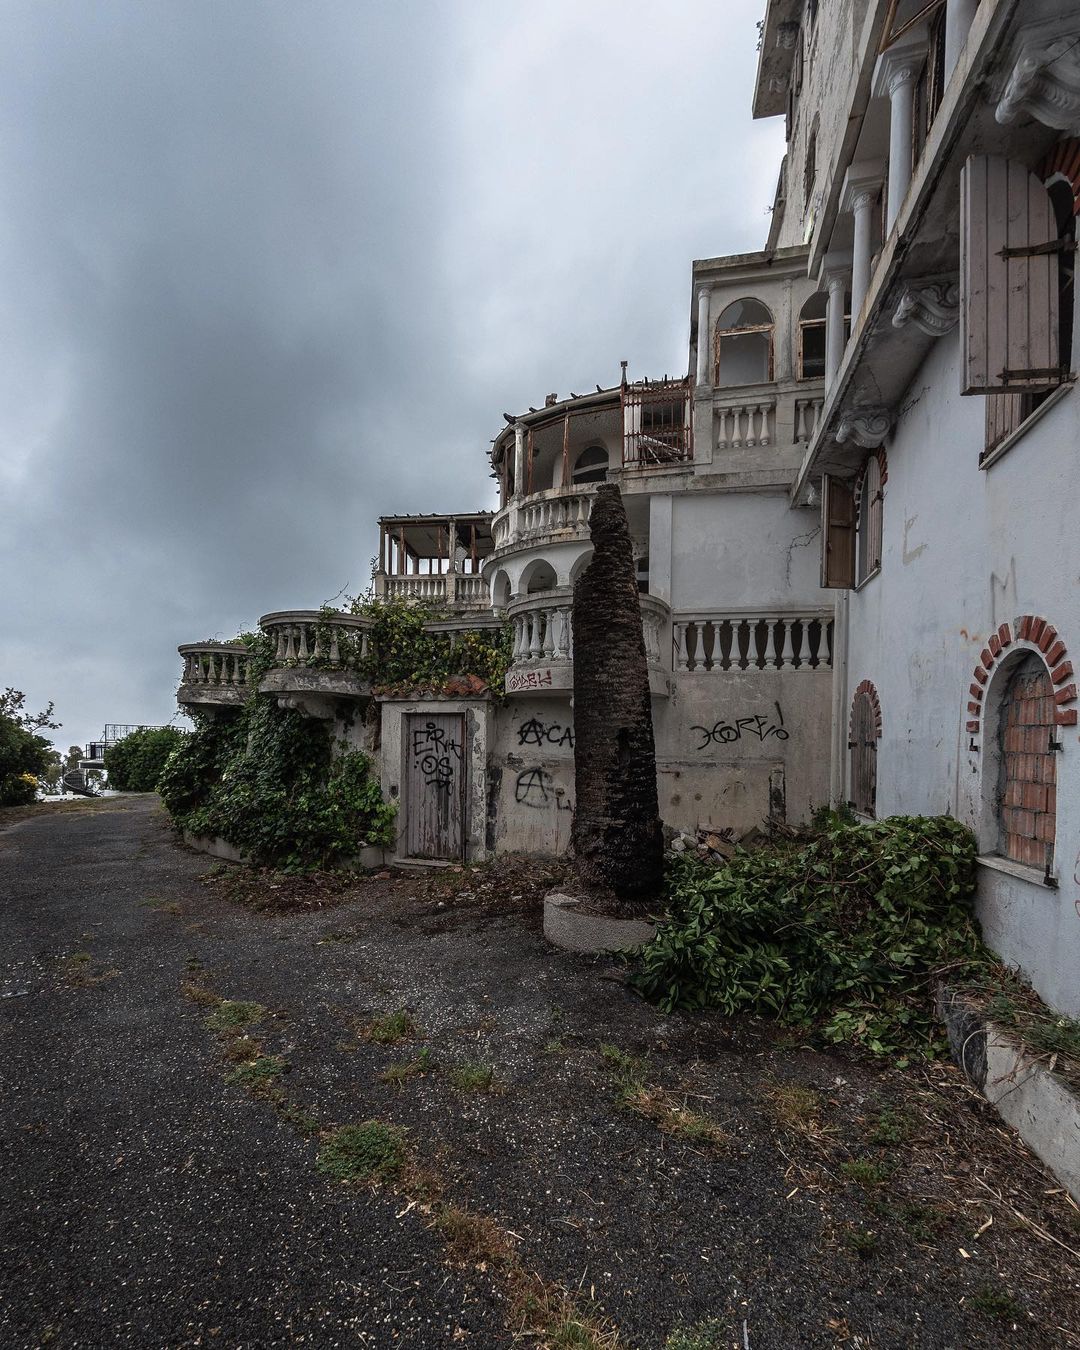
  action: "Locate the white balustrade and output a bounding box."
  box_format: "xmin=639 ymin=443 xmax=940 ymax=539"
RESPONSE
xmin=490 ymin=487 xmax=596 ymax=555
xmin=506 ymin=590 xmax=669 ymax=689
xmin=795 ymin=397 xmax=824 ymax=444
xmin=453 ymin=574 xmax=489 ymax=604
xmin=671 ymin=612 xmax=834 ymax=673
xmin=716 ymin=398 xmax=775 ymax=450
xmin=178 ymin=643 xmax=251 ymax=690
xmin=258 ymin=611 xmax=372 ymax=670
xmin=384 ymin=574 xmax=448 ymax=604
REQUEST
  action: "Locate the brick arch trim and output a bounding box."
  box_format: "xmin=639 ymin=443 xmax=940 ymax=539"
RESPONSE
xmin=1038 ymin=139 xmax=1080 ymax=216
xmin=966 ymin=616 xmax=1077 ymax=747
xmin=850 ymin=680 xmax=882 ymax=740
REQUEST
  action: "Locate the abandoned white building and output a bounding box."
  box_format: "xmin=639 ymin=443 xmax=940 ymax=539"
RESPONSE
xmin=176 ymin=0 xmax=1080 ymax=1018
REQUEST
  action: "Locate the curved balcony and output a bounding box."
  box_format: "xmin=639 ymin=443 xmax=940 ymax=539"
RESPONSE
xmin=490 ymin=485 xmax=596 ymax=557
xmin=258 ymin=611 xmax=373 ymax=716
xmin=505 ymin=589 xmax=671 ymax=697
xmin=177 ymin=643 xmax=252 ymax=711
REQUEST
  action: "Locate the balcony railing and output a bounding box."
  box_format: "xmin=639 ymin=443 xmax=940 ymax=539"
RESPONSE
xmin=794 ymin=396 xmax=825 ymax=444
xmin=715 ymin=397 xmax=775 ymax=449
xmin=491 ymin=485 xmax=596 ymax=554
xmin=505 ymin=589 xmax=670 ymax=694
xmin=177 ymin=642 xmax=253 ymax=709
xmin=260 ymin=611 xmax=372 ymax=668
xmin=378 ymin=572 xmax=490 ymax=608
xmin=672 ymin=611 xmax=834 ymax=673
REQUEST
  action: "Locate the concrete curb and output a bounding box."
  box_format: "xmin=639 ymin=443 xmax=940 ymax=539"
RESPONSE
xmin=543 ymin=891 xmax=656 ymax=954
xmin=939 ymin=987 xmax=1080 ymax=1202
xmin=182 ymin=832 xmax=387 ymax=871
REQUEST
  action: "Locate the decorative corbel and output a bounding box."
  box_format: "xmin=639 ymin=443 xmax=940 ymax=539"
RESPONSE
xmin=892 ymin=280 xmax=960 ymax=337
xmin=776 ymin=21 xmax=799 ymax=50
xmin=995 ymin=23 xmax=1080 ymax=134
xmin=835 ymin=410 xmax=891 ymax=449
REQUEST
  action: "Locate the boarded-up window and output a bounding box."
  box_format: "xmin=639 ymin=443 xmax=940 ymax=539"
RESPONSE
xmin=855 ymin=453 xmax=884 ymax=583
xmin=960 ymin=155 xmax=1062 ymax=395
xmin=998 ymin=655 xmax=1056 ymax=871
xmin=849 ymin=691 xmax=878 ymax=816
xmin=820 ymin=474 xmax=855 ymax=589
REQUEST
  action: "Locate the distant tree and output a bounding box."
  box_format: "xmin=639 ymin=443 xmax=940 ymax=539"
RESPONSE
xmin=0 ymin=688 xmax=61 ymax=806
xmin=65 ymin=745 xmax=84 ymax=772
xmin=105 ymin=727 xmax=187 ymax=793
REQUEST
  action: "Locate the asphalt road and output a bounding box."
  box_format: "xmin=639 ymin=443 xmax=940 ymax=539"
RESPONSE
xmin=2 ymin=796 xmax=1078 ymax=1349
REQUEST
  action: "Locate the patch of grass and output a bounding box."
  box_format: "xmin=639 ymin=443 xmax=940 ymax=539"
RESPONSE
xmin=867 ymin=1105 xmax=915 ymax=1146
xmin=362 ymin=1008 xmax=417 ymax=1045
xmin=57 ymin=952 xmax=118 ymax=988
xmin=181 ymin=980 xmax=219 ymax=1008
xmin=971 ymin=1281 xmax=1023 ymax=1322
xmin=843 ymin=1226 xmax=879 ymax=1259
xmin=840 ymin=1157 xmax=895 ymax=1188
xmin=449 ymin=1061 xmax=498 ymax=1093
xmin=761 ymin=1082 xmax=825 ymax=1136
xmin=379 ymin=1047 xmax=436 ymax=1086
xmin=622 ymin=1085 xmax=729 ymax=1150
xmin=544 ymin=1038 xmax=567 ymax=1056
xmin=897 ymin=1200 xmax=951 ymax=1242
xmin=663 ymin=1319 xmax=726 ymax=1349
xmin=278 ymin=1102 xmax=321 ymax=1136
xmin=225 ymin=1054 xmax=287 ymax=1089
xmin=204 ymin=999 xmax=266 ymax=1034
xmin=436 ymin=1205 xmax=510 ymax=1267
xmin=141 ymin=897 xmax=181 ymax=916
xmin=316 ymin=1121 xmax=407 ymax=1182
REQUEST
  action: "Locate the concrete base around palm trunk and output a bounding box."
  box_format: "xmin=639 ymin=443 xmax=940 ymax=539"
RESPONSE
xmin=543 ymin=891 xmax=656 ymax=953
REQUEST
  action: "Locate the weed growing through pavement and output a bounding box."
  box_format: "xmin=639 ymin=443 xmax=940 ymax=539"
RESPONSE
xmin=56 ymin=951 xmax=119 ymax=988
xmin=204 ymin=999 xmax=266 ymax=1034
xmin=225 ymin=1055 xmax=287 ymax=1091
xmin=379 ymin=1047 xmax=436 ymax=1087
xmin=866 ymin=1104 xmax=915 ymax=1146
xmin=843 ymin=1226 xmax=880 ymax=1259
xmin=840 ymin=1157 xmax=895 ymax=1188
xmin=760 ymin=1082 xmax=824 ymax=1135
xmin=663 ymin=1320 xmax=726 ymax=1350
xmin=449 ymin=1061 xmax=498 ymax=1093
xmin=971 ymin=1280 xmax=1023 ymax=1322
xmin=599 ymin=1044 xmax=728 ymax=1150
xmin=316 ymin=1121 xmax=407 ymax=1182
xmin=362 ymin=1008 xmax=417 ymax=1045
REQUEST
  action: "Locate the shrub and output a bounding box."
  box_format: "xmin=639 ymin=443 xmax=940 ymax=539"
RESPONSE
xmin=0 ymin=688 xmax=57 ymax=806
xmin=104 ymin=726 xmax=187 ymax=792
xmin=629 ymin=815 xmax=983 ymax=1057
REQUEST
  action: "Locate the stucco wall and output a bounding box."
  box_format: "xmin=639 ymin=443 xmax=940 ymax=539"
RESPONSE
xmin=844 ymin=331 xmax=1080 ymax=1015
xmin=670 ymin=492 xmax=828 ymax=610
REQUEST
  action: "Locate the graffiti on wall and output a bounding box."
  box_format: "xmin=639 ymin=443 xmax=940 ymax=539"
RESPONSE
xmin=411 ymin=720 xmax=462 ymax=794
xmin=691 ymin=702 xmax=789 ymax=750
xmin=515 ymin=767 xmax=572 ymax=811
xmin=517 ymin=718 xmax=574 ymax=750
xmin=507 ymin=668 xmax=554 ymax=692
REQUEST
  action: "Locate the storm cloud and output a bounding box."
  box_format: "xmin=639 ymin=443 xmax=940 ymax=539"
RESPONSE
xmin=0 ymin=0 xmax=783 ymax=747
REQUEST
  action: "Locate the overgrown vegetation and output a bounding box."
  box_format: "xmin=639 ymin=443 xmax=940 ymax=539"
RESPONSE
xmin=158 ymin=699 xmax=395 ymax=870
xmin=0 ymin=687 xmax=59 ymax=806
xmin=631 ymin=815 xmax=986 ymax=1058
xmin=104 ymin=726 xmax=186 ymax=792
xmin=349 ymin=597 xmax=512 ymax=696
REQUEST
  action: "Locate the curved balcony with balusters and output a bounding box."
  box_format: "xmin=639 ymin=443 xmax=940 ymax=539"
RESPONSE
xmin=256 ymin=611 xmax=374 ymax=714
xmin=177 ymin=643 xmax=254 ymax=712
xmin=505 ymin=589 xmax=671 ymax=696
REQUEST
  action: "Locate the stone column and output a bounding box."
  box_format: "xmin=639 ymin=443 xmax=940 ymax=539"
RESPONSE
xmin=841 ymin=163 xmax=883 ymax=324
xmin=513 ymin=423 xmax=525 ymax=501
xmin=944 ymin=0 xmax=977 ymax=79
xmin=873 ymin=30 xmax=926 ymax=233
xmin=695 ymin=287 xmax=711 ymax=387
xmin=822 ymin=261 xmax=849 ymax=391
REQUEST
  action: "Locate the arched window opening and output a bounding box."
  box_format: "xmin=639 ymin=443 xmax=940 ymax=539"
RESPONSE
xmin=524 ymin=560 xmax=558 ymax=595
xmin=797 ymin=292 xmax=828 ymax=380
xmin=491 ymin=570 xmax=510 ymax=610
xmin=849 ymin=688 xmax=879 ymax=816
xmin=572 ymin=445 xmax=608 ymax=485
xmin=855 ymin=452 xmax=884 ymax=584
xmin=714 ymin=299 xmax=774 ymax=387
xmin=998 ymin=654 xmax=1057 ymax=871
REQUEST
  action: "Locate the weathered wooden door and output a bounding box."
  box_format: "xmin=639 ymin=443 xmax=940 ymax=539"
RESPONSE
xmin=849 ymin=692 xmax=877 ymax=817
xmin=405 ymin=713 xmax=465 ymax=860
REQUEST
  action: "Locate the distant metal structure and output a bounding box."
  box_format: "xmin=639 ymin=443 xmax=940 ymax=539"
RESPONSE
xmin=81 ymin=724 xmax=168 ymax=771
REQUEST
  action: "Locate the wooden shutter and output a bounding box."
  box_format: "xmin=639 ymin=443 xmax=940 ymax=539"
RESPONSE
xmin=960 ymin=155 xmax=1061 ymax=395
xmin=821 ymin=474 xmax=855 ymax=589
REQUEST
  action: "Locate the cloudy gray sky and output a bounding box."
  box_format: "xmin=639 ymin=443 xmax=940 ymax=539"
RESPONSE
xmin=1 ymin=0 xmax=783 ymax=750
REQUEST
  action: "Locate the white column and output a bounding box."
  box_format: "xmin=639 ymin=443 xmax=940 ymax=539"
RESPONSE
xmin=513 ymin=423 xmax=525 ymax=501
xmin=885 ymin=66 xmax=917 ymax=231
xmin=850 ymin=190 xmax=875 ymax=321
xmin=825 ymin=271 xmax=847 ymax=391
xmin=944 ymin=0 xmax=977 ymax=79
xmin=695 ymin=287 xmax=710 ymax=386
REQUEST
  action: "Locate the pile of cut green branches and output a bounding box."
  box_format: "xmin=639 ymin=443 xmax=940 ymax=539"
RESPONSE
xmin=630 ymin=815 xmax=988 ymax=1059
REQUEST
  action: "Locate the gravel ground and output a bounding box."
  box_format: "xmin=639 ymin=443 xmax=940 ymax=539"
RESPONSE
xmin=2 ymin=795 xmax=1078 ymax=1350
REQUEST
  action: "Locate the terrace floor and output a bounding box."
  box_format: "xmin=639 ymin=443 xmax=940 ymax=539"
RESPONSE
xmin=1 ymin=795 xmax=1078 ymax=1348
